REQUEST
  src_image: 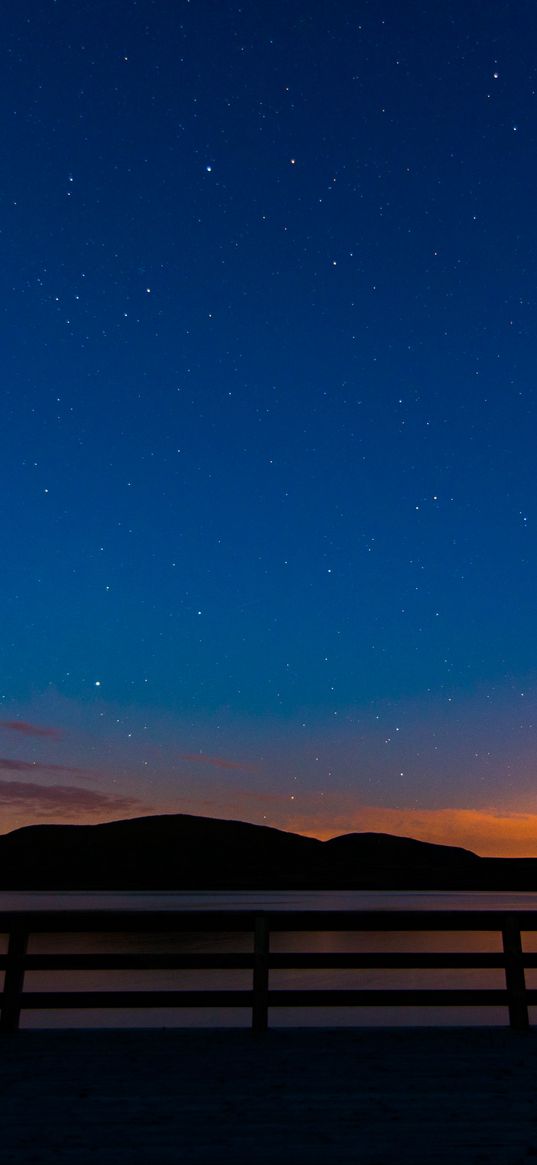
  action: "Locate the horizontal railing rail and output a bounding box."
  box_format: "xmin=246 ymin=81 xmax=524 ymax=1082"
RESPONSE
xmin=1 ymin=908 xmax=536 ymax=1032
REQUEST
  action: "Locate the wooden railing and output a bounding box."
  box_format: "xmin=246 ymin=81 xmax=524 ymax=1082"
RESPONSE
xmin=1 ymin=908 xmax=537 ymax=1033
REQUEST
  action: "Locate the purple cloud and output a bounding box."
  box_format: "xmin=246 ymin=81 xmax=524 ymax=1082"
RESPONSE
xmin=178 ymin=753 xmax=259 ymax=772
xmin=0 ymin=721 xmax=63 ymax=739
xmin=0 ymin=757 xmax=87 ymax=776
xmin=0 ymin=779 xmax=149 ymax=820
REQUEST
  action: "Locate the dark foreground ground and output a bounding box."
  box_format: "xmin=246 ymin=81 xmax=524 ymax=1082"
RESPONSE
xmin=1 ymin=1027 xmax=537 ymax=1164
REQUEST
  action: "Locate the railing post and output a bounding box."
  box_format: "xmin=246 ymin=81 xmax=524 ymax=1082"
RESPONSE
xmin=252 ymin=914 xmax=269 ymax=1033
xmin=0 ymin=928 xmax=28 ymax=1033
xmin=502 ymin=918 xmax=529 ymax=1031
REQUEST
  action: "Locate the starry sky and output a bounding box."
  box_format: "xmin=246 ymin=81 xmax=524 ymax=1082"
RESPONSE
xmin=2 ymin=0 xmax=537 ymax=855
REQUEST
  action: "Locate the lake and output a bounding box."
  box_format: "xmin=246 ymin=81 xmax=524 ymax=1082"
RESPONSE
xmin=2 ymin=889 xmax=537 ymax=1028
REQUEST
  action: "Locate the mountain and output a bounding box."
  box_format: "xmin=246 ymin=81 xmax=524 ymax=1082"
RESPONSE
xmin=0 ymin=814 xmax=322 ymax=889
xmin=1 ymin=810 xmax=532 ymax=889
xmin=322 ymin=831 xmax=478 ymax=868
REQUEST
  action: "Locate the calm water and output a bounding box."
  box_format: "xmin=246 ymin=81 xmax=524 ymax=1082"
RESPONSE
xmin=2 ymin=890 xmax=537 ymax=1029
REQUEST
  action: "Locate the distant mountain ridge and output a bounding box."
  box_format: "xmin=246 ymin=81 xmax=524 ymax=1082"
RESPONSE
xmin=0 ymin=812 xmax=534 ymax=889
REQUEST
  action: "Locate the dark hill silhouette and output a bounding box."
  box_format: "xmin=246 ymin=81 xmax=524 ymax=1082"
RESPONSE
xmin=323 ymin=831 xmax=478 ymax=868
xmin=0 ymin=814 xmax=322 ymax=889
xmin=0 ymin=812 xmax=535 ymax=889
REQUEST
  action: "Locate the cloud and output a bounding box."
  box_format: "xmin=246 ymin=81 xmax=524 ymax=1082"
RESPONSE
xmin=0 ymin=720 xmax=63 ymax=739
xmin=0 ymin=779 xmax=149 ymax=821
xmin=0 ymin=757 xmax=86 ymax=776
xmin=178 ymin=753 xmax=259 ymax=772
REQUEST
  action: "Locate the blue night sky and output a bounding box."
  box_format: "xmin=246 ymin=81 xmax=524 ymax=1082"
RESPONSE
xmin=2 ymin=0 xmax=537 ymax=854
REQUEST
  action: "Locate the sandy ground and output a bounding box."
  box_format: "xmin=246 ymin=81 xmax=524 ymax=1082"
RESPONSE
xmin=1 ymin=1027 xmax=537 ymax=1164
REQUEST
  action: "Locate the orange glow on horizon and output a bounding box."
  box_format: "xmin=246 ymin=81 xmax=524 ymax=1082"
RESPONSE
xmin=3 ymin=791 xmax=537 ymax=859
xmin=292 ymin=805 xmax=537 ymax=858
